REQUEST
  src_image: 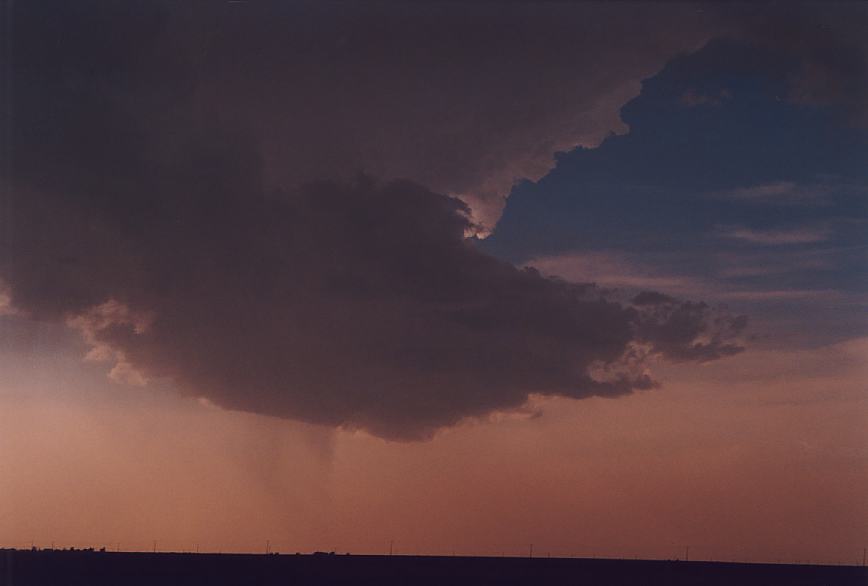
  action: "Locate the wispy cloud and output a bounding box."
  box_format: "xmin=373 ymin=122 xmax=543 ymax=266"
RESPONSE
xmin=712 ymin=179 xmax=868 ymax=206
xmin=717 ymin=181 xmax=833 ymax=204
xmin=526 ymin=252 xmax=707 ymax=297
xmin=527 ymin=250 xmax=861 ymax=314
xmin=717 ymin=289 xmax=845 ymax=301
xmin=715 ymin=248 xmax=838 ymax=278
xmin=720 ymin=226 xmax=832 ymax=245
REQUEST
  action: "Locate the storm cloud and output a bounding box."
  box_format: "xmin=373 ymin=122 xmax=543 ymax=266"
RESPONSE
xmin=3 ymin=168 xmax=747 ymax=439
xmin=26 ymin=1 xmax=868 ymax=439
xmin=3 ymin=1 xmax=729 ymax=228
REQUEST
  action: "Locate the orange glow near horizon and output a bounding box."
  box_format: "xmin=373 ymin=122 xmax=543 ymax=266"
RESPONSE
xmin=2 ymin=339 xmax=866 ymax=565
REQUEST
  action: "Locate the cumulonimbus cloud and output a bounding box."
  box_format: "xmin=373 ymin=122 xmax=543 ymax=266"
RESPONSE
xmin=7 ymin=1 xmax=865 ymax=439
xmin=4 ymin=171 xmax=747 ymax=439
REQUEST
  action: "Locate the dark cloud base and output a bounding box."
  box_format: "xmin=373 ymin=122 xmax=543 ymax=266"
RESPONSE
xmin=3 ymin=171 xmax=745 ymax=439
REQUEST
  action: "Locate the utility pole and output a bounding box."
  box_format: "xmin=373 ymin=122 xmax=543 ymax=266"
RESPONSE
xmin=862 ymin=547 xmax=866 ymax=567
xmin=389 ymin=540 xmax=393 ymax=556
xmin=266 ymin=540 xmax=270 ymax=555
xmin=685 ymin=546 xmax=689 ymax=562
xmin=529 ymin=544 xmax=533 ymax=559
xmin=153 ymin=540 xmax=157 ymax=554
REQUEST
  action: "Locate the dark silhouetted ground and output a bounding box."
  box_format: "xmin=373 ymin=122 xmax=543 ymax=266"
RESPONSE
xmin=2 ymin=549 xmax=866 ymax=585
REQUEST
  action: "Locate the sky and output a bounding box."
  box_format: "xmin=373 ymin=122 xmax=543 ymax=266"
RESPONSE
xmin=1 ymin=0 xmax=867 ymax=564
